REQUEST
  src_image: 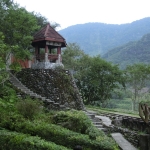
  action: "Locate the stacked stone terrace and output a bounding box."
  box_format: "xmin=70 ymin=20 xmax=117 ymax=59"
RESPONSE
xmin=11 ymin=68 xmax=84 ymax=110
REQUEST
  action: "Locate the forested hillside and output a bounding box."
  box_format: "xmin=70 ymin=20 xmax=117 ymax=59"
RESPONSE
xmin=102 ymin=33 xmax=150 ymax=69
xmin=59 ymin=17 xmax=150 ymax=56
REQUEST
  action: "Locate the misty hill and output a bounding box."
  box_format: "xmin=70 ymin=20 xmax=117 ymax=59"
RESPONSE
xmin=59 ymin=17 xmax=150 ymax=56
xmin=102 ymin=33 xmax=150 ymax=69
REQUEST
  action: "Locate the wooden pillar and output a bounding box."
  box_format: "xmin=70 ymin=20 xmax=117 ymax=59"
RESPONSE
xmin=45 ymin=45 xmax=48 ymax=53
xmin=45 ymin=45 xmax=49 ymax=62
xmin=57 ymin=47 xmax=61 ymax=54
xmin=35 ymin=45 xmax=39 ymax=55
xmin=57 ymin=47 xmax=61 ymax=63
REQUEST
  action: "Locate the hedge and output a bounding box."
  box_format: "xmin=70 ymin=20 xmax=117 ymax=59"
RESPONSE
xmin=0 ymin=118 xmax=118 ymax=150
xmin=0 ymin=129 xmax=71 ymax=150
xmin=52 ymin=110 xmax=93 ymax=134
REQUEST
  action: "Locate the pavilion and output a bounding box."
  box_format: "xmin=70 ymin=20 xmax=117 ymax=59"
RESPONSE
xmin=31 ymin=23 xmax=67 ymax=69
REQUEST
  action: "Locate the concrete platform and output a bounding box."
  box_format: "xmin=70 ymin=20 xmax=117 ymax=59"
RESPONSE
xmin=111 ymin=133 xmax=137 ymax=150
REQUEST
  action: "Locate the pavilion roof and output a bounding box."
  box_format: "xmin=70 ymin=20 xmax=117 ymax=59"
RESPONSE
xmin=32 ymin=23 xmax=67 ymax=47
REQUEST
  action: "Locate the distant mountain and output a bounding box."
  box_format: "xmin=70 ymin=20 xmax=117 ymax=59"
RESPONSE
xmin=59 ymin=17 xmax=150 ymax=56
xmin=102 ymin=33 xmax=150 ymax=69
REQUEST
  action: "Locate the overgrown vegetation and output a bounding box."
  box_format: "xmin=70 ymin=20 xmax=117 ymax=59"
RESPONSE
xmin=0 ymin=92 xmax=118 ymax=149
xmin=0 ymin=130 xmax=71 ymax=150
xmin=62 ymin=43 xmax=126 ymax=106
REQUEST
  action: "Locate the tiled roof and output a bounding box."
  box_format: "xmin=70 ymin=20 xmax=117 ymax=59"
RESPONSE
xmin=32 ymin=23 xmax=67 ymax=46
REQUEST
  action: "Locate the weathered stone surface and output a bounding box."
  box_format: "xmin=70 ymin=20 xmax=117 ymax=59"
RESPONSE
xmin=112 ymin=118 xmax=122 ymax=126
xmin=31 ymin=62 xmax=64 ymax=69
xmin=111 ymin=133 xmax=137 ymax=150
xmin=13 ymin=69 xmax=85 ymax=110
xmin=139 ymin=134 xmax=150 ymax=150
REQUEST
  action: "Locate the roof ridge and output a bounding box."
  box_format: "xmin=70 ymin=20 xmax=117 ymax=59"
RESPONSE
xmin=47 ymin=24 xmax=65 ymax=40
xmin=32 ymin=23 xmax=67 ymax=47
xmin=44 ymin=23 xmax=50 ymax=37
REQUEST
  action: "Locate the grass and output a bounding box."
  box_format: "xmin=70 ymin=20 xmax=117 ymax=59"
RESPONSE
xmin=86 ymin=98 xmax=139 ymax=118
xmin=86 ymin=106 xmax=139 ymax=117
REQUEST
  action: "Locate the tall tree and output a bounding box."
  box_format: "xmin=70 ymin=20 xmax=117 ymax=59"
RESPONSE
xmin=0 ymin=2 xmax=39 ymax=69
xmin=0 ymin=0 xmax=40 ymax=87
xmin=62 ymin=43 xmax=125 ymax=106
xmin=76 ymin=56 xmax=125 ymax=106
xmin=125 ymin=63 xmax=150 ymax=111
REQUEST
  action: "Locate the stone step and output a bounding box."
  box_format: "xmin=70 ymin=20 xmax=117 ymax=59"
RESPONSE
xmin=9 ymin=74 xmax=63 ymax=110
xmin=10 ymin=79 xmax=20 ymax=82
xmin=60 ymin=105 xmax=65 ymax=109
xmin=54 ymin=103 xmax=60 ymax=107
xmin=24 ymin=91 xmax=34 ymax=94
xmin=41 ymin=97 xmax=46 ymax=101
xmin=29 ymin=93 xmax=37 ymax=97
xmin=93 ymin=122 xmax=102 ymax=125
xmin=97 ymin=127 xmax=107 ymax=132
xmin=94 ymin=124 xmax=103 ymax=128
xmin=13 ymin=84 xmax=25 ymax=88
xmin=87 ymin=114 xmax=95 ymax=119
xmin=20 ymin=88 xmax=31 ymax=91
xmin=86 ymin=110 xmax=97 ymax=115
xmin=17 ymin=88 xmax=30 ymax=92
xmin=45 ymin=99 xmax=54 ymax=104
xmin=35 ymin=95 xmax=42 ymax=98
xmin=111 ymin=133 xmax=137 ymax=150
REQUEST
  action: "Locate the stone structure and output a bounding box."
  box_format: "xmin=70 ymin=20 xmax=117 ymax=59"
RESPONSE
xmin=10 ymin=24 xmax=85 ymax=110
xmin=15 ymin=69 xmax=85 ymax=110
xmin=31 ymin=23 xmax=67 ymax=69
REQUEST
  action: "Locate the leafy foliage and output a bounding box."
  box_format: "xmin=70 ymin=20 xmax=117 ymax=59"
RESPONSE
xmin=0 ymin=130 xmax=71 ymax=150
xmin=76 ymin=56 xmax=125 ymax=106
xmin=125 ymin=63 xmax=150 ymax=111
xmin=62 ymin=44 xmax=125 ymax=106
xmin=16 ymin=98 xmax=43 ymax=120
xmin=0 ymin=107 xmax=118 ymax=150
xmin=1 ymin=115 xmax=115 ymax=150
xmin=0 ymin=3 xmax=39 ymax=65
xmin=52 ymin=110 xmax=92 ymax=134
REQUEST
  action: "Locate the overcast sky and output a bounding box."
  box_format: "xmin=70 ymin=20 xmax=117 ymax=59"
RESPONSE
xmin=14 ymin=0 xmax=150 ymax=30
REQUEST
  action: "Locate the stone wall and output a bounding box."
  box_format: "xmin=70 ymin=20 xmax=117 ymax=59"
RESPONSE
xmin=109 ymin=116 xmax=150 ymax=148
xmin=14 ymin=68 xmax=85 ymax=110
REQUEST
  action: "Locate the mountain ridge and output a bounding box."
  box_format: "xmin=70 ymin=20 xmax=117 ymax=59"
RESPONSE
xmin=59 ymin=17 xmax=150 ymax=56
xmin=102 ymin=33 xmax=150 ymax=69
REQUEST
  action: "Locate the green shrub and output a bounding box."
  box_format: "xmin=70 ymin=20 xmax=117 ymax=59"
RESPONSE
xmin=0 ymin=129 xmax=71 ymax=150
xmin=0 ymin=107 xmax=118 ymax=150
xmin=0 ymin=83 xmax=18 ymax=112
xmin=16 ymin=98 xmax=43 ymax=120
xmin=52 ymin=110 xmax=92 ymax=134
xmin=0 ymin=118 xmax=118 ymax=150
xmin=86 ymin=125 xmax=105 ymax=140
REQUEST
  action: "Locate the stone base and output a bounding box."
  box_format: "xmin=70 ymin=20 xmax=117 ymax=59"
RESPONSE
xmin=31 ymin=62 xmax=64 ymax=69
